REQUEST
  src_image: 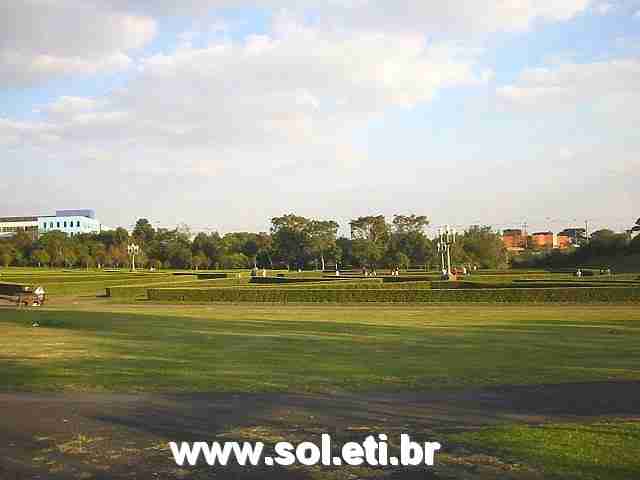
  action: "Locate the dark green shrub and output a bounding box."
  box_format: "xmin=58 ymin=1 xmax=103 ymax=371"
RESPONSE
xmin=197 ymin=273 xmax=228 ymax=280
xmin=148 ymin=286 xmax=640 ymax=304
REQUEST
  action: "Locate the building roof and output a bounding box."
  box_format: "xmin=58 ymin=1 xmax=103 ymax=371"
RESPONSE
xmin=56 ymin=209 xmax=95 ymax=219
xmin=0 ymin=216 xmax=38 ymax=223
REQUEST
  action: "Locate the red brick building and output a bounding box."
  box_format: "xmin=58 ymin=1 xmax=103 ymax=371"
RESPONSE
xmin=531 ymin=231 xmax=554 ymax=249
xmin=557 ymin=234 xmax=573 ymax=250
xmin=502 ymin=229 xmax=526 ymax=251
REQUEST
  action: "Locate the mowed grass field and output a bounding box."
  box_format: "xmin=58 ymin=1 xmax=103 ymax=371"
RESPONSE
xmin=2 ymin=303 xmax=640 ymax=393
xmin=1 ymin=268 xmax=640 ymax=479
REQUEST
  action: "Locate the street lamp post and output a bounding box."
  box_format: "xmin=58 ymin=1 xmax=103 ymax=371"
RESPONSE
xmin=437 ymin=225 xmax=456 ymax=279
xmin=437 ymin=233 xmax=446 ymax=272
xmin=127 ymin=243 xmax=140 ymax=272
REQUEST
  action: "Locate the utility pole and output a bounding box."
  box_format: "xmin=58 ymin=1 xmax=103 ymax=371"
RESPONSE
xmin=522 ymin=221 xmax=528 ymax=249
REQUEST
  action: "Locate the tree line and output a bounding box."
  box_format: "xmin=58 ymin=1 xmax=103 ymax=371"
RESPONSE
xmin=514 ymin=223 xmax=640 ymax=269
xmin=0 ymin=214 xmax=508 ymax=270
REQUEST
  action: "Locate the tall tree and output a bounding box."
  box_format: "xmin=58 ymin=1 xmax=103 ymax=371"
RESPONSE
xmin=350 ymin=215 xmax=389 ymax=243
xmin=350 ymin=215 xmax=389 ymax=268
xmin=305 ymin=220 xmax=339 ymax=270
xmin=271 ymin=214 xmax=312 ymax=269
xmin=391 ymin=214 xmax=429 ymax=234
xmin=133 ymin=218 xmax=156 ymax=245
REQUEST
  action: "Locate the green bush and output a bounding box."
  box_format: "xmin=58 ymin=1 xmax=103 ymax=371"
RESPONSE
xmin=430 ymin=280 xmax=637 ymax=289
xmin=107 ymin=277 xmax=249 ymax=299
xmin=383 ymin=275 xmax=440 ymax=283
xmin=147 ymin=286 xmax=640 ymax=304
xmin=250 ymin=276 xmax=354 ymax=284
xmin=197 ymin=273 xmax=228 ymax=280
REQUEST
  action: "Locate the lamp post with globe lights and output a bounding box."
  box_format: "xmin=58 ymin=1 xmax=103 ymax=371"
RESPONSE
xmin=437 ymin=225 xmax=456 ymax=279
xmin=127 ymin=243 xmax=140 ymax=272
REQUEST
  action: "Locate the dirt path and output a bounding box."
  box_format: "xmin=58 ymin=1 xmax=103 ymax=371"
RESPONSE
xmin=2 ymin=382 xmax=639 ymax=480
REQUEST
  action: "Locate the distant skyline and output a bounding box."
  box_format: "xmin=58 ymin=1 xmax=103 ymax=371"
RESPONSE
xmin=1 ymin=1 xmax=638 ymax=235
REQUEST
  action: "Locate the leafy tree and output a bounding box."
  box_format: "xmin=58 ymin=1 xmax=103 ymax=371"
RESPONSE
xmin=32 ymin=249 xmax=50 ymax=267
xmin=394 ymin=252 xmax=411 ymax=270
xmin=271 ymin=214 xmax=312 ymax=269
xmin=167 ymin=242 xmax=192 ymax=269
xmin=133 ymin=218 xmax=156 ymax=244
xmin=0 ymin=243 xmax=15 ymax=267
xmin=351 ymin=238 xmax=384 ymax=268
xmin=349 ymin=215 xmax=390 ymax=268
xmin=220 ymin=252 xmax=250 ymax=269
xmin=455 ymin=226 xmax=507 ymax=269
xmin=391 ymin=214 xmax=429 ymax=234
xmin=305 ymin=220 xmax=339 ymax=270
xmin=587 ymin=229 xmax=629 ymax=256
xmin=114 ymin=227 xmax=129 ymax=245
xmin=350 ymin=215 xmax=389 ymax=244
xmin=39 ymin=231 xmax=68 ymax=267
xmin=386 ymin=214 xmax=431 ymax=268
xmin=192 ymin=252 xmax=209 ymax=270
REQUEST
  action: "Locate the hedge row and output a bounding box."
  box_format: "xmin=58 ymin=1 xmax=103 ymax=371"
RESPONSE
xmin=147 ymin=286 xmax=640 ymax=303
xmin=273 ymin=280 xmax=433 ymax=290
xmin=269 ymin=279 xmax=386 ymax=289
xmin=197 ymin=273 xmax=229 ymax=280
xmin=107 ymin=277 xmax=249 ymax=299
xmin=250 ymin=276 xmax=357 ymax=284
xmin=513 ymin=278 xmax=640 ymax=285
xmin=430 ymin=280 xmax=636 ymax=289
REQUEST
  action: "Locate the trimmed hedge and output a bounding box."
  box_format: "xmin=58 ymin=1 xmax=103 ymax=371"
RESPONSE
xmin=273 ymin=279 xmax=385 ymax=289
xmin=383 ymin=275 xmax=440 ymax=283
xmin=513 ymin=278 xmax=640 ymax=285
xmin=147 ymin=286 xmax=640 ymax=303
xmin=197 ymin=273 xmax=228 ymax=280
xmin=107 ymin=277 xmax=249 ymax=299
xmin=430 ymin=280 xmax=637 ymax=289
xmin=271 ymin=280 xmax=433 ymax=290
xmin=250 ymin=276 xmax=356 ymax=284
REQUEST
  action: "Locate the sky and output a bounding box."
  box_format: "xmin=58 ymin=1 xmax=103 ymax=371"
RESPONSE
xmin=1 ymin=0 xmax=639 ymax=236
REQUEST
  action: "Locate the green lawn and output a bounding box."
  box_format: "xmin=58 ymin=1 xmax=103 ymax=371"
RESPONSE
xmin=2 ymin=303 xmax=639 ymax=393
xmin=2 ymin=297 xmax=640 ymax=478
xmin=450 ymin=420 xmax=640 ymax=480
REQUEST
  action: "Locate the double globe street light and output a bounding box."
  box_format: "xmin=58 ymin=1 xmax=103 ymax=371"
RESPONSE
xmin=437 ymin=225 xmax=456 ymax=280
xmin=127 ymin=243 xmax=140 ymax=272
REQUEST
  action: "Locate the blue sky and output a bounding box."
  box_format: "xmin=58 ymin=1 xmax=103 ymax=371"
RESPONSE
xmin=1 ymin=1 xmax=638 ymax=235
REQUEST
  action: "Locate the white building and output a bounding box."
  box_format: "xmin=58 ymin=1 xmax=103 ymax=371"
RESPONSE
xmin=0 ymin=216 xmax=39 ymax=239
xmin=0 ymin=209 xmax=103 ymax=238
xmin=38 ymin=210 xmax=102 ymax=236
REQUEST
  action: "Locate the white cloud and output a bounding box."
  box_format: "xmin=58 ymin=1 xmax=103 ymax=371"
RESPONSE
xmin=45 ymin=97 xmax=103 ymax=116
xmin=106 ymin=0 xmax=591 ymax=33
xmin=1 ymin=51 xmax=133 ymax=87
xmin=0 ymin=1 xmax=593 ymax=87
xmin=0 ymin=1 xmax=155 ymax=86
xmin=1 ymin=15 xmax=486 ymax=177
xmin=594 ymin=2 xmax=613 ymax=14
xmin=319 ymin=0 xmax=592 ymax=34
xmin=497 ymin=59 xmax=640 ymax=115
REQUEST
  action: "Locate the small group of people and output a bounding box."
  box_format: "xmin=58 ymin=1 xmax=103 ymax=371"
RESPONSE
xmin=362 ymin=267 xmax=377 ymax=277
xmin=390 ymin=267 xmax=401 ymax=277
xmin=250 ymin=267 xmax=268 ymax=277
